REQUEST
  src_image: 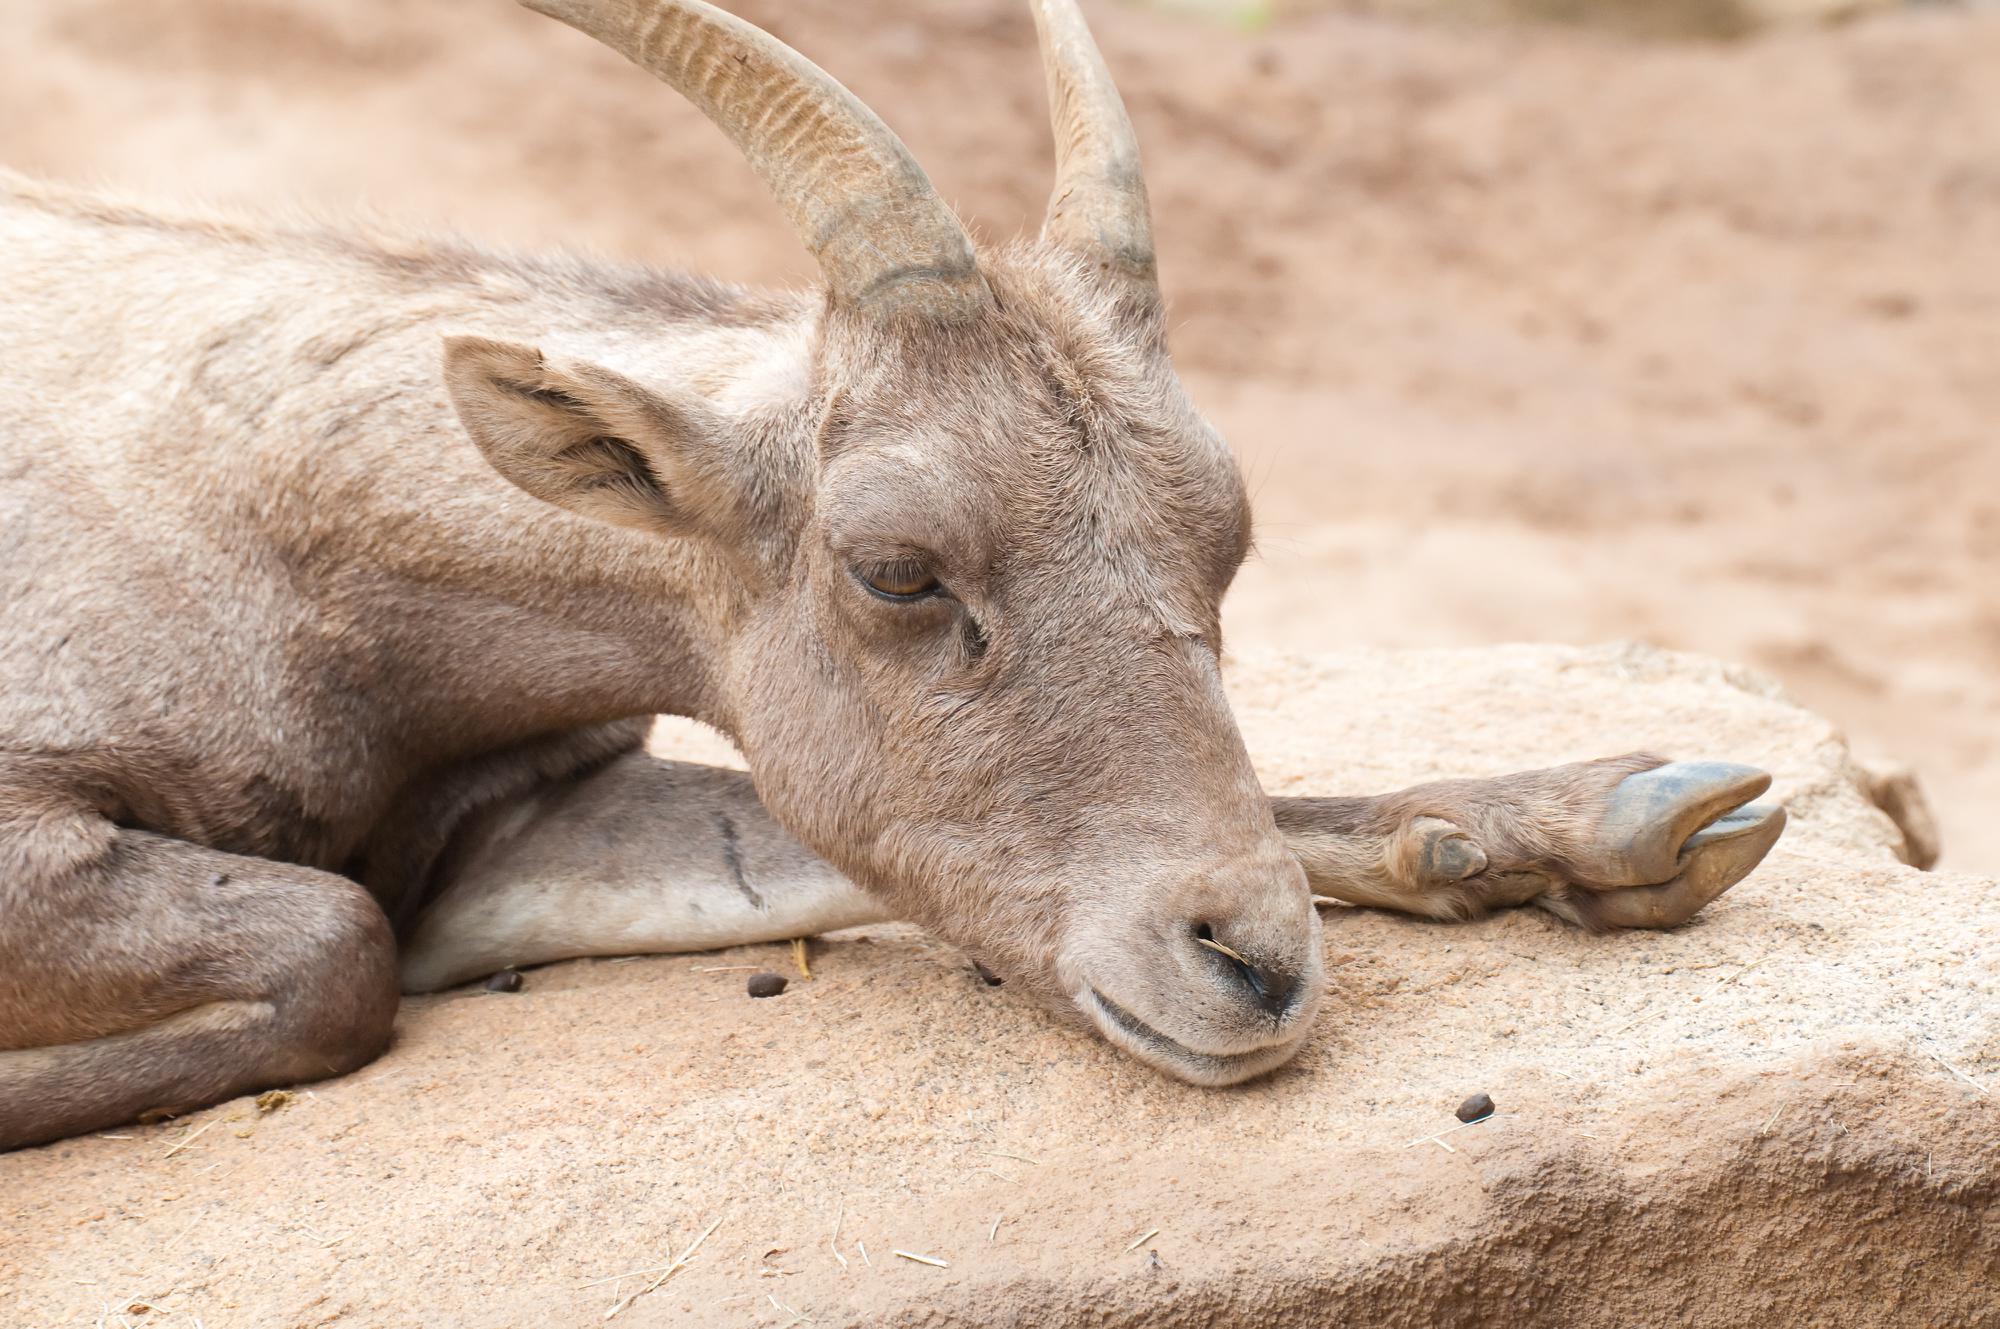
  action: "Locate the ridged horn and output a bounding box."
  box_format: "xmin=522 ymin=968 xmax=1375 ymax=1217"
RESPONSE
xmin=1029 ymin=0 xmax=1158 ymax=292
xmin=522 ymin=0 xmax=989 ymax=318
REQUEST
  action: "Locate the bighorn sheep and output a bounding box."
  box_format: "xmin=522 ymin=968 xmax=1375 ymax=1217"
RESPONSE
xmin=0 ymin=0 xmax=1785 ymax=1150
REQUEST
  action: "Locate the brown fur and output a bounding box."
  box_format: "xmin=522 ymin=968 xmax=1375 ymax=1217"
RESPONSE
xmin=0 ymin=3 xmax=1779 ymax=1150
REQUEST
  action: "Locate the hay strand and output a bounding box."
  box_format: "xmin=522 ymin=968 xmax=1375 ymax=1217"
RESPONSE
xmin=161 ymin=1122 xmax=214 ymax=1159
xmin=1193 ymin=935 xmax=1250 ymax=966
xmin=600 ymin=1215 xmax=723 ymax=1320
xmin=1932 ymin=1052 xmax=1989 ymax=1096
xmin=1402 ymin=1113 xmax=1511 ymax=1150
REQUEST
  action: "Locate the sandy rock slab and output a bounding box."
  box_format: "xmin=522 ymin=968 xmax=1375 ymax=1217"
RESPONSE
xmin=5 ymin=646 xmax=1994 ymax=1328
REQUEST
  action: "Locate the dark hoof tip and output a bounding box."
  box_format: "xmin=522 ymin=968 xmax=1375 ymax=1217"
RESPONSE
xmin=1428 ymin=833 xmax=1488 ymax=882
xmin=747 ymin=971 xmax=789 ymax=998
xmin=1600 ymin=761 xmax=1776 ymax=884
xmin=1411 ymin=816 xmax=1488 ymax=883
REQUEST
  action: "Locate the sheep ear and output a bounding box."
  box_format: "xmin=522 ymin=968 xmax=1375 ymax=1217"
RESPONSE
xmin=442 ymin=335 xmax=733 ymax=537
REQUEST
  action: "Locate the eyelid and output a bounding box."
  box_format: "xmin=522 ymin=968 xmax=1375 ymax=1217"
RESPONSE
xmin=853 ymin=557 xmax=946 ymax=603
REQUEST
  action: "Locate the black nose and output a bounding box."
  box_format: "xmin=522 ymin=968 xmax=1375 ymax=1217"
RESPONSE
xmin=1193 ymin=923 xmax=1297 ymax=1014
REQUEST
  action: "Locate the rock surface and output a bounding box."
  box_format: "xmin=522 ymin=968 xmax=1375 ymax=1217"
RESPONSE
xmin=5 ymin=646 xmax=1994 ymax=1328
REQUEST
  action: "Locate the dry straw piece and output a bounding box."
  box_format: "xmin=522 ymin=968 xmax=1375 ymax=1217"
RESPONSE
xmin=1402 ymin=1112 xmax=1511 ymax=1151
xmin=1931 ymin=1053 xmax=1989 ymax=1095
xmin=1193 ymin=935 xmax=1251 ymax=966
xmin=598 ymin=1215 xmax=724 ymax=1320
xmin=161 ymin=1122 xmax=214 ymax=1159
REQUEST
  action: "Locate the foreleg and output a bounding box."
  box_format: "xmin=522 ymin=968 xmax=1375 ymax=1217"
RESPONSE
xmin=399 ymin=752 xmax=890 ymax=992
xmin=0 ymin=795 xmax=397 ymax=1149
xmin=1273 ymin=755 xmax=1785 ymax=930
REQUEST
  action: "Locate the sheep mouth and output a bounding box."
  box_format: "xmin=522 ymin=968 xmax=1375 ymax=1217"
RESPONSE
xmin=1081 ymin=987 xmax=1305 ymax=1087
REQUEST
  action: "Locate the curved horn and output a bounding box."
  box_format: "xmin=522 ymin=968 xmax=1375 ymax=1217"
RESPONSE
xmin=1029 ymin=0 xmax=1158 ymax=292
xmin=522 ymin=0 xmax=988 ymax=318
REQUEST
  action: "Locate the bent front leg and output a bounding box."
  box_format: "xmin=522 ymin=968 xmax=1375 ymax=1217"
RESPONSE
xmin=399 ymin=752 xmax=891 ymax=992
xmin=0 ymin=800 xmax=397 ymax=1150
xmin=1273 ymin=755 xmax=1786 ymax=930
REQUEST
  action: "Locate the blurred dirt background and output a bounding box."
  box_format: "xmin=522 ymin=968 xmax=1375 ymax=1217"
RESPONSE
xmin=1 ymin=0 xmax=1995 ymax=867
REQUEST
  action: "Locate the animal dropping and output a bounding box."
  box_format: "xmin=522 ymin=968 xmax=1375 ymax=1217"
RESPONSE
xmin=1456 ymin=1093 xmax=1495 ymax=1123
xmin=0 ymin=0 xmax=1786 ymax=1149
xmin=746 ymin=972 xmax=789 ymax=999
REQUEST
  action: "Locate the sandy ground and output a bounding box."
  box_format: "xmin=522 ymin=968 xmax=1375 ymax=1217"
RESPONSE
xmin=6 ymin=647 xmax=1996 ymax=1327
xmin=2 ymin=0 xmax=1995 ymax=868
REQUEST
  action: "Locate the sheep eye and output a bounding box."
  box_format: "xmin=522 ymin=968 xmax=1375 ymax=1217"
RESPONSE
xmin=858 ymin=558 xmax=942 ymax=602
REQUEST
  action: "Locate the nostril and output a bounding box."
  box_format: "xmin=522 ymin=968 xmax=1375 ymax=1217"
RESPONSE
xmin=1192 ymin=923 xmax=1293 ymax=1013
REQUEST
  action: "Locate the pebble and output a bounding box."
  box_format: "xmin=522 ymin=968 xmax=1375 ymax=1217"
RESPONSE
xmin=747 ymin=971 xmax=789 ymax=998
xmin=484 ymin=969 xmax=524 ymax=993
xmin=1456 ymin=1092 xmax=1495 ymax=1123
